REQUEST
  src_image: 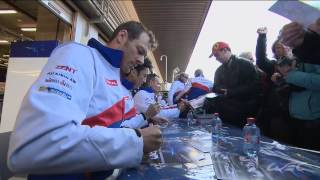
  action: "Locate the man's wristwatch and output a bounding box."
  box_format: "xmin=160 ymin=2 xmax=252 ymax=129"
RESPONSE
xmin=142 ymin=113 xmax=152 ymax=123
xmin=141 ymin=113 xmax=147 ymax=120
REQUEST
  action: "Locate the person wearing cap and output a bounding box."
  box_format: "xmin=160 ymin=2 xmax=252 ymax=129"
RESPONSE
xmin=206 ymin=41 xmax=260 ymax=128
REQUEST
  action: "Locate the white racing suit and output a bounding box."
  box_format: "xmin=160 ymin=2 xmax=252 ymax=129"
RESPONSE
xmin=184 ymin=76 xmax=213 ymax=100
xmin=167 ymin=80 xmax=185 ymax=105
xmin=134 ymin=87 xmax=180 ymax=119
xmin=7 ymin=38 xmax=146 ymax=176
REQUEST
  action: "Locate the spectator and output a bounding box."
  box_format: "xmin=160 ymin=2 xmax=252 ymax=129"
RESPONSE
xmin=239 ymin=51 xmax=266 ymax=87
xmin=280 ymin=18 xmax=320 ymax=65
xmin=168 ymin=72 xmax=188 ymax=105
xmin=8 ymin=21 xmax=162 ymax=179
xmin=273 ymin=57 xmax=320 ymax=150
xmin=277 ymin=19 xmax=320 ymax=150
xmin=239 ymin=51 xmax=254 ymax=63
xmin=256 ymin=27 xmax=294 ymax=78
xmin=206 ymin=41 xmax=260 ymax=127
xmin=255 ymin=27 xmax=296 ymax=140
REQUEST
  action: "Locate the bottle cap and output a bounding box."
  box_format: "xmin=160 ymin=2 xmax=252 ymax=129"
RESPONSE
xmin=247 ymin=117 xmax=256 ymax=124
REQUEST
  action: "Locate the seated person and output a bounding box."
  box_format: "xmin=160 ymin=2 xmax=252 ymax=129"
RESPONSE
xmin=175 ymin=69 xmax=213 ymax=101
xmin=134 ymin=73 xmax=187 ymax=119
xmin=10 ymin=21 xmax=162 ymax=180
xmin=168 ymin=72 xmax=188 ymax=105
xmin=82 ymin=58 xmax=159 ymax=129
xmin=129 ymin=57 xmax=153 ymax=96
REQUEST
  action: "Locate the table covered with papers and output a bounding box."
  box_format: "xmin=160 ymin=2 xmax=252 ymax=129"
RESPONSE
xmin=118 ymin=118 xmax=320 ymax=180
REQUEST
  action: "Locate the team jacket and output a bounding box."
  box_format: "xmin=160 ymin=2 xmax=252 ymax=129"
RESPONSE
xmin=82 ymin=77 xmax=147 ymax=129
xmin=134 ymin=87 xmax=180 ymax=119
xmin=7 ymin=38 xmax=145 ymax=174
xmin=168 ymin=80 xmax=185 ymax=105
xmin=184 ymin=76 xmax=213 ymax=100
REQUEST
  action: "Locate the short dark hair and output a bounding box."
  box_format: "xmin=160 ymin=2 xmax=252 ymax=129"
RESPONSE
xmin=110 ymin=21 xmax=158 ymax=50
xmin=135 ymin=57 xmax=153 ymax=74
xmin=194 ymin=69 xmax=203 ymax=77
xmin=142 ymin=73 xmax=158 ymax=88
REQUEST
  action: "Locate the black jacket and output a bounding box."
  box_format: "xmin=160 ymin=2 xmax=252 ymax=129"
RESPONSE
xmin=293 ymin=30 xmax=320 ymax=65
xmin=213 ymin=55 xmax=260 ymax=101
xmin=256 ymin=34 xmax=276 ymax=78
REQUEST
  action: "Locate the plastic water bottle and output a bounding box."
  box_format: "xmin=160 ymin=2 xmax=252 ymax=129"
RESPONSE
xmin=243 ymin=117 xmax=260 ymax=157
xmin=212 ymin=113 xmax=222 ymax=142
xmin=187 ymin=111 xmax=194 ymax=126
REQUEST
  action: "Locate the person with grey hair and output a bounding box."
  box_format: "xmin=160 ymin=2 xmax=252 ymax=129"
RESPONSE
xmin=176 ymin=69 xmax=213 ymax=101
xmin=168 ymin=72 xmax=188 ymax=105
xmin=239 ymin=51 xmax=254 ymax=63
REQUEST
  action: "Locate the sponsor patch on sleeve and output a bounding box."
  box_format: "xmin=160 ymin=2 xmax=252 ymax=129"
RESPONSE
xmin=44 ymin=77 xmax=73 ymax=90
xmin=46 ymin=71 xmax=77 ymax=84
xmin=38 ymin=86 xmax=72 ymax=100
xmin=55 ymin=65 xmax=77 ymax=74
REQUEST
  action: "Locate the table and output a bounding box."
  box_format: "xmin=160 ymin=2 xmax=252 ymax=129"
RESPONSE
xmin=118 ymin=118 xmax=320 ymax=180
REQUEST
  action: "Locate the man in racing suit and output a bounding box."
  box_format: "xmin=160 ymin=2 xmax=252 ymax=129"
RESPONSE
xmin=134 ymin=74 xmax=187 ymax=119
xmin=7 ymin=21 xmax=162 ymax=179
xmin=167 ymin=72 xmax=188 ymax=105
xmin=175 ymin=69 xmax=213 ymax=101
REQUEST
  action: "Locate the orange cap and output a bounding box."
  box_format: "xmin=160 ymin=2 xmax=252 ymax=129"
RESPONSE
xmin=209 ymin=41 xmax=230 ymax=58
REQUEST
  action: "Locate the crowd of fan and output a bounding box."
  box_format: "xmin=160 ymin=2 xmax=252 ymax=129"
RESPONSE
xmin=166 ymin=19 xmax=320 ymax=151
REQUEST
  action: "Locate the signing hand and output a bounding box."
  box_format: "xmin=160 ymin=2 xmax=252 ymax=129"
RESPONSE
xmin=140 ymin=126 xmax=162 ymax=153
xmin=148 ymin=116 xmax=169 ymax=125
xmin=145 ymin=104 xmax=160 ymax=119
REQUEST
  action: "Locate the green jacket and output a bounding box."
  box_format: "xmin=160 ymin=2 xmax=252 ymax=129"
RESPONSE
xmin=285 ymin=63 xmax=320 ymax=120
